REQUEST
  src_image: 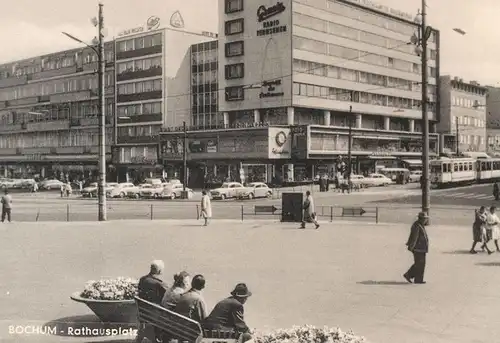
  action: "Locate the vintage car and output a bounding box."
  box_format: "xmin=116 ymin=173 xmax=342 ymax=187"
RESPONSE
xmin=210 ymin=182 xmax=245 ymax=200
xmin=126 ymin=184 xmax=150 ymax=199
xmin=364 ymin=173 xmax=393 ymax=187
xmin=107 ymin=182 xmax=136 ymax=198
xmin=39 ymin=179 xmax=65 ymax=190
xmin=81 ymin=182 xmax=98 ymax=197
xmin=160 ymin=183 xmax=194 ymax=199
xmin=237 ymin=182 xmax=273 ymax=199
xmin=140 ymin=183 xmax=167 ymax=198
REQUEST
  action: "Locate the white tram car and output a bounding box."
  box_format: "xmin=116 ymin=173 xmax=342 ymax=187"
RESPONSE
xmin=430 ymin=157 xmax=500 ymax=187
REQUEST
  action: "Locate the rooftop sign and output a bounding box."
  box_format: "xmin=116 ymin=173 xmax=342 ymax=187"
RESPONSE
xmin=342 ymin=0 xmax=413 ymax=21
xmin=117 ymin=16 xmax=162 ymax=37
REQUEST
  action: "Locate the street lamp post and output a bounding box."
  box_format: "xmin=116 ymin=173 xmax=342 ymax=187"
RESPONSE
xmin=62 ymin=3 xmax=106 ymax=221
xmin=347 ymin=105 xmax=353 ymax=194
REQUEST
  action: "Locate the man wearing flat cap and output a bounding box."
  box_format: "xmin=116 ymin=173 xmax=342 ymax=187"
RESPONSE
xmin=404 ymin=212 xmax=429 ymax=284
xmin=203 ymin=283 xmax=253 ymax=342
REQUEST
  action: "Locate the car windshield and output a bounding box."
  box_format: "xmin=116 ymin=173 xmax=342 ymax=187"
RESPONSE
xmin=90 ymin=183 xmax=98 ymax=187
xmin=220 ymin=184 xmax=229 ymax=188
xmin=141 ymin=185 xmax=152 ymax=188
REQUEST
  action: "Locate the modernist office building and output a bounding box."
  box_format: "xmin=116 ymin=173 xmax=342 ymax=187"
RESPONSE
xmin=0 ymin=43 xmax=115 ymax=179
xmin=486 ymin=86 xmax=500 ymax=156
xmin=181 ymin=0 xmax=442 ymax=181
xmin=437 ymin=75 xmax=487 ymax=154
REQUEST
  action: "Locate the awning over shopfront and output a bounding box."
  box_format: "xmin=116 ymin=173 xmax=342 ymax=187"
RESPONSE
xmin=402 ymin=159 xmax=422 ymax=166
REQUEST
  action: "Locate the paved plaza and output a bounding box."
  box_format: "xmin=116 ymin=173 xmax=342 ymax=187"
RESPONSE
xmin=1 ymin=218 xmax=499 ymax=343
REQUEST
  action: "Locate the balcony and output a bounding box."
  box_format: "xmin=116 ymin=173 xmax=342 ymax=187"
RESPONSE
xmin=116 ymin=45 xmax=162 ymax=60
xmin=117 ymin=66 xmax=162 ymax=82
xmin=117 ymin=113 xmax=162 ymax=124
xmin=7 ymin=96 xmax=39 ymax=107
xmin=38 ymin=95 xmax=50 ymax=103
xmin=70 ymin=117 xmax=114 ymax=127
xmin=26 ymin=120 xmax=69 ymax=132
xmin=82 ymin=62 xmax=98 ymax=73
xmin=31 ymin=66 xmax=78 ymax=80
xmin=0 ymin=75 xmax=27 ymax=88
xmin=117 ymin=135 xmax=159 ymax=144
xmin=50 ymin=90 xmax=92 ymax=104
xmin=117 ymin=90 xmax=162 ymax=103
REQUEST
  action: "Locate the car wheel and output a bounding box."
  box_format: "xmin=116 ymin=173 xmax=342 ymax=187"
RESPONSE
xmin=266 ymin=191 xmax=272 ymax=198
xmin=119 ymin=192 xmax=125 ymax=198
xmin=248 ymin=192 xmax=254 ymax=200
xmin=171 ymin=193 xmax=176 ymax=200
xmin=135 ymin=193 xmax=140 ymax=199
xmin=221 ymin=194 xmax=226 ymax=200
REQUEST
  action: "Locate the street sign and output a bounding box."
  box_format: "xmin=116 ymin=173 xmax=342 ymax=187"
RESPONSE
xmin=342 ymin=207 xmax=366 ymax=216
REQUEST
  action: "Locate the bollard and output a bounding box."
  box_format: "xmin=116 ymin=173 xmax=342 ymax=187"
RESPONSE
xmin=66 ymin=204 xmax=70 ymax=222
xmin=330 ymin=206 xmax=333 ymax=222
xmin=36 ymin=209 xmax=40 ymax=222
xmin=150 ymin=204 xmax=153 ymax=220
xmin=241 ymin=205 xmax=244 ymax=221
xmin=375 ymin=207 xmax=379 ymax=224
xmin=196 ymin=204 xmax=200 ymax=220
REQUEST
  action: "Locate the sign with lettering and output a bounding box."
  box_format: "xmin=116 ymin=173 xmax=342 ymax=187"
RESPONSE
xmin=260 ymin=79 xmax=284 ymax=98
xmin=256 ymin=2 xmax=287 ymax=37
xmin=118 ymin=16 xmax=162 ymax=37
xmin=342 ymin=0 xmax=413 ymax=21
xmin=202 ymin=31 xmax=218 ymax=38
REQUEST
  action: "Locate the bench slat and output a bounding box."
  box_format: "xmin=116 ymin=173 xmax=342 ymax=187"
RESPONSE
xmin=138 ymin=308 xmax=201 ymax=339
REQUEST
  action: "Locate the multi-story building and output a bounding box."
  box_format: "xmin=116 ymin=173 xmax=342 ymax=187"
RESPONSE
xmin=113 ymin=25 xmax=218 ymax=182
xmin=0 ymin=44 xmax=115 ymax=180
xmin=486 ymin=86 xmax=500 ymax=156
xmin=160 ymin=0 xmax=441 ymax=186
xmin=438 ymin=75 xmax=487 ymax=154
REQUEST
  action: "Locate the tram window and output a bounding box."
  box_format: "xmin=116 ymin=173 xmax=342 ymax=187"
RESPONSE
xmin=469 ymin=162 xmax=473 ymax=170
xmin=443 ymin=164 xmax=448 ymax=173
xmin=454 ymin=164 xmax=458 ymax=172
xmin=481 ymin=162 xmax=486 ymax=171
xmin=459 ymin=163 xmax=463 ymax=171
xmin=447 ymin=163 xmax=452 ymax=172
xmin=488 ymin=162 xmax=492 ymax=170
xmin=495 ymin=162 xmax=500 ymax=170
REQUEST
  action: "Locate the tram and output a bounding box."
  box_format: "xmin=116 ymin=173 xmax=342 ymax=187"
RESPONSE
xmin=430 ymin=157 xmax=500 ymax=187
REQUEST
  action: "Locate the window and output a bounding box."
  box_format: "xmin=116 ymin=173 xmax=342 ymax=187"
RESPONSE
xmin=225 ymin=0 xmax=243 ymax=13
xmin=225 ymin=41 xmax=244 ymax=57
xmin=225 ymin=19 xmax=244 ymax=35
xmin=225 ymin=86 xmax=244 ymax=101
xmin=225 ymin=63 xmax=244 ymax=79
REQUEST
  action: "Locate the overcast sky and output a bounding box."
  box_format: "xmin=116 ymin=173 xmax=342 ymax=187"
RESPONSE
xmin=0 ymin=0 xmax=496 ymax=85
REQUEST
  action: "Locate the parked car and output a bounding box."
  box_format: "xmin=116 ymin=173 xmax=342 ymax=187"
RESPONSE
xmin=237 ymin=182 xmax=273 ymax=199
xmin=81 ymin=182 xmax=98 ymax=197
xmin=409 ymin=171 xmax=422 ymax=183
xmin=348 ymin=175 xmax=367 ymax=188
xmin=160 ymin=183 xmax=194 ymax=199
xmin=140 ymin=183 xmax=165 ymax=198
xmin=144 ymin=178 xmax=162 ymax=185
xmin=39 ymin=179 xmax=65 ymax=190
xmin=107 ymin=182 xmax=136 ymax=198
xmin=126 ymin=184 xmax=150 ymax=199
xmin=210 ymin=182 xmax=245 ymax=200
xmin=364 ymin=173 xmax=393 ymax=187
xmin=0 ymin=179 xmax=17 ymax=189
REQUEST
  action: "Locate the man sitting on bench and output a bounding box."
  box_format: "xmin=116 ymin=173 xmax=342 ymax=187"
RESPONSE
xmin=203 ymin=283 xmax=253 ymax=342
xmin=175 ymin=274 xmax=208 ymax=323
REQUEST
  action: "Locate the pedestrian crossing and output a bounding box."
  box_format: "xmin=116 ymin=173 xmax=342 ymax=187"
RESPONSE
xmin=436 ymin=192 xmax=493 ymax=200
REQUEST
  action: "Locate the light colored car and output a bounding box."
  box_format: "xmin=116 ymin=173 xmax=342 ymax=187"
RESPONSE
xmin=108 ymin=182 xmax=136 ymax=198
xmin=364 ymin=173 xmax=393 ymax=187
xmin=106 ymin=182 xmax=119 ymax=192
xmin=39 ymin=179 xmax=64 ymax=190
xmin=160 ymin=183 xmax=194 ymax=199
xmin=126 ymin=184 xmax=150 ymax=199
xmin=210 ymin=182 xmax=245 ymax=200
xmin=0 ymin=178 xmax=17 ymax=189
xmin=81 ymin=182 xmax=98 ymax=197
xmin=140 ymin=183 xmax=165 ymax=198
xmin=409 ymin=171 xmax=422 ymax=183
xmin=144 ymin=178 xmax=162 ymax=185
xmin=348 ymin=175 xmax=366 ymax=188
xmin=237 ymin=182 xmax=273 ymax=199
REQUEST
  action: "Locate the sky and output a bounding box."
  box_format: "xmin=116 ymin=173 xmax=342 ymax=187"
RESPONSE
xmin=0 ymin=0 xmax=497 ymax=86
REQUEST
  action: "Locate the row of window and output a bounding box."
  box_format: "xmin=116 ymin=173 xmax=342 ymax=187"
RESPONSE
xmin=225 ymin=0 xmax=243 ymax=13
xmin=452 ymin=83 xmax=487 ymax=96
xmin=0 ymin=73 xmax=114 ymax=101
xmin=452 ymin=96 xmax=484 ymax=109
xmin=0 ymin=51 xmax=114 ymax=80
xmin=293 ymin=12 xmax=437 ymax=59
xmin=119 ymin=146 xmax=158 ymax=164
xmin=452 ymin=115 xmax=486 ymax=128
xmin=488 ymin=136 xmax=500 ymax=145
xmin=117 ymin=79 xmax=162 ymax=95
xmin=225 ymin=63 xmax=244 ymax=80
xmin=0 ymin=129 xmax=113 ymax=149
xmin=292 ymin=59 xmax=436 ymax=95
xmin=117 ymin=57 xmax=162 ymax=75
xmin=293 ymin=82 xmax=437 ymax=111
xmin=117 ymin=125 xmax=161 ymax=137
xmin=117 ymin=102 xmax=162 ymax=117
xmin=192 ymin=113 xmax=222 ymax=127
xmin=192 ymin=92 xmax=218 ymax=108
xmin=225 ymin=18 xmax=244 ymax=36
xmin=458 ymin=135 xmax=484 ymax=145
xmin=116 ymin=33 xmax=163 ymax=53
xmin=225 ymin=41 xmax=244 ymax=58
xmin=191 ymin=71 xmax=218 ymax=86
xmin=191 ymin=49 xmax=217 ymax=66
xmin=293 ymin=35 xmax=437 ymax=77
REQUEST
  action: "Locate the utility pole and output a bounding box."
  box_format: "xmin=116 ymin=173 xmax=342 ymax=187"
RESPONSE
xmin=348 ymin=105 xmax=353 ymax=194
xmin=97 ymin=3 xmax=107 ymax=221
xmin=456 ymin=120 xmax=460 ymax=156
xmin=182 ymin=121 xmax=188 ymax=195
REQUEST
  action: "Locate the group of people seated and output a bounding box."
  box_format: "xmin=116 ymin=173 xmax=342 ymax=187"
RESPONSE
xmin=136 ymin=260 xmax=253 ymax=343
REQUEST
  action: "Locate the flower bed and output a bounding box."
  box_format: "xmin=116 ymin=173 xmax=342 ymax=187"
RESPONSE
xmin=80 ymin=277 xmax=138 ymax=301
xmin=254 ymin=325 xmax=367 ymax=343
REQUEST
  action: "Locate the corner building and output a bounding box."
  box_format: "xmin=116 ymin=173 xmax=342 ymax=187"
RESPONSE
xmin=215 ymin=0 xmax=441 ymax=180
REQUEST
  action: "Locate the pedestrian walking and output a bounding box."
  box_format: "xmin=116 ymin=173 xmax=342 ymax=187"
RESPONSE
xmin=471 ymin=206 xmax=488 ymax=254
xmin=60 ymin=184 xmax=65 ymax=197
xmin=300 ymin=190 xmax=319 ymax=229
xmin=403 ymin=212 xmax=429 ymax=284
xmin=485 ymin=206 xmax=500 ymax=252
xmin=1 ymin=190 xmax=13 ymax=223
xmin=494 ymin=182 xmax=499 ymax=201
xmin=78 ymin=180 xmax=83 ymax=194
xmin=200 ymin=190 xmax=212 ymax=226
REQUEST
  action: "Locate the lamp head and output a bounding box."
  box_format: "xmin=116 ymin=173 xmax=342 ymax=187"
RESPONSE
xmin=91 ymin=17 xmax=98 ymax=27
xmin=410 ymin=33 xmax=419 ymax=45
xmin=414 ymin=12 xmax=422 ymax=24
xmin=414 ymin=45 xmax=423 ymax=56
xmin=91 ymin=37 xmax=99 ymax=45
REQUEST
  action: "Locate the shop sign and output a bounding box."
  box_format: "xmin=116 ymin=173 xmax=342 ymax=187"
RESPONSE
xmin=202 ymin=31 xmax=218 ymax=38
xmin=259 ymin=79 xmax=284 ymax=98
xmin=256 ymin=2 xmax=287 ymax=37
xmin=118 ymin=16 xmax=162 ymax=37
xmin=130 ymin=156 xmax=157 ymax=165
xmin=270 ymin=130 xmax=290 ymax=156
xmin=26 ymin=153 xmax=44 ymax=161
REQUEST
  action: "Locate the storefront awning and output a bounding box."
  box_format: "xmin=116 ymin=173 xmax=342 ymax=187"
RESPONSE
xmin=368 ymin=156 xmax=397 ymax=160
xmin=352 ymin=135 xmax=400 ymax=141
xmin=402 ymin=159 xmax=422 ymax=165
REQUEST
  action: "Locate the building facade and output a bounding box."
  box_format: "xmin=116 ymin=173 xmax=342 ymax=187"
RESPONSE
xmin=486 ymin=86 xmax=500 ymax=156
xmin=0 ymin=44 xmax=115 ymax=180
xmin=437 ymin=75 xmax=487 ymax=154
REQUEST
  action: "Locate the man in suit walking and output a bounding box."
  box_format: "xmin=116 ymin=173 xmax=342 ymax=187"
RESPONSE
xmin=1 ymin=190 xmax=12 ymax=223
xmin=404 ymin=212 xmax=429 ymax=284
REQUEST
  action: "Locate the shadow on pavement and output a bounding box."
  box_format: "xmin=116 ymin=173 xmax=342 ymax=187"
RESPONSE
xmin=443 ymin=250 xmax=475 ymax=255
xmin=476 ymin=262 xmax=500 ymax=267
xmin=43 ymin=314 xmax=136 ymax=337
xmin=357 ymin=280 xmax=411 ymax=286
xmin=85 ymin=340 xmax=134 ymax=343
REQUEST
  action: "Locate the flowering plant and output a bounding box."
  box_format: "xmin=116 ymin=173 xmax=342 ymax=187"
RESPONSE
xmin=254 ymin=325 xmax=367 ymax=343
xmin=80 ymin=277 xmax=138 ymax=301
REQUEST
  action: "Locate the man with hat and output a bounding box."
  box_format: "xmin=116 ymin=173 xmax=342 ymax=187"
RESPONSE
xmin=203 ymin=283 xmax=252 ymax=342
xmin=404 ymin=212 xmax=429 ymax=284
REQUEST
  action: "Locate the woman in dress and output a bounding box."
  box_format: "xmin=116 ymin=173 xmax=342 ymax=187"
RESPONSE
xmin=161 ymin=271 xmax=190 ymax=310
xmin=200 ymin=190 xmax=212 ymax=226
xmin=484 ymin=206 xmax=500 ymax=253
xmin=471 ymin=206 xmax=488 ymax=254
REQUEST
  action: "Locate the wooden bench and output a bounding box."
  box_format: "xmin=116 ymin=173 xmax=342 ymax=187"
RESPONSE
xmin=135 ymin=297 xmax=241 ymax=343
